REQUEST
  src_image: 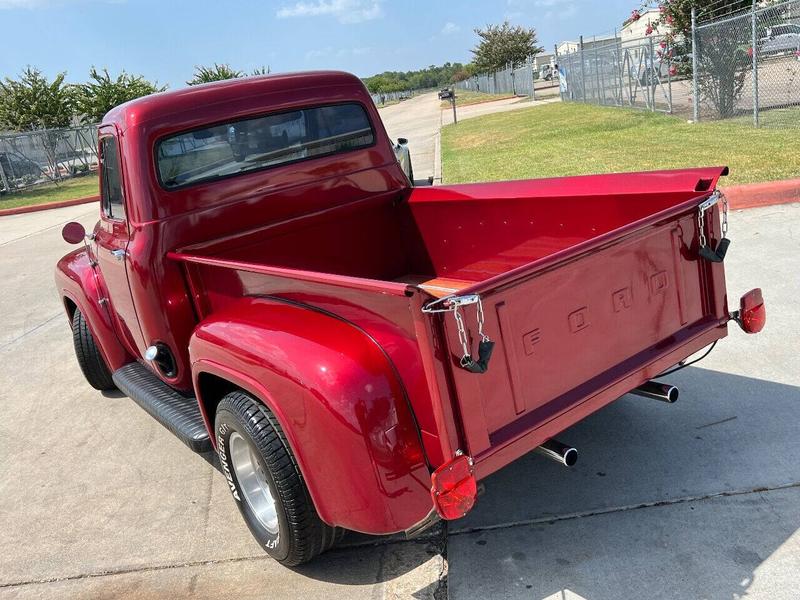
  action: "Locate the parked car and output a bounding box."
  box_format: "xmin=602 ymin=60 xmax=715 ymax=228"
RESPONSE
xmin=760 ymin=23 xmax=800 ymax=55
xmin=539 ymin=64 xmax=557 ymax=81
xmin=438 ymin=88 xmax=454 ymax=100
xmin=0 ymin=151 xmax=43 ymax=185
xmin=393 ymin=136 xmax=413 ymax=182
xmin=55 ymin=71 xmax=765 ymax=567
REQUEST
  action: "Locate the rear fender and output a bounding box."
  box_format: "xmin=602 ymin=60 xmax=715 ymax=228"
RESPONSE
xmin=189 ymin=296 xmax=433 ymax=535
xmin=54 ymin=248 xmax=131 ymax=371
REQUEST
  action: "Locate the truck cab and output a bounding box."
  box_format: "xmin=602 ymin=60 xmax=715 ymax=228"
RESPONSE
xmin=56 ymin=71 xmax=764 ymax=566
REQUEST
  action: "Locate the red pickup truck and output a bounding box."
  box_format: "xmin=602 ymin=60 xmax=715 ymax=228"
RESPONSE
xmin=55 ymin=71 xmax=765 ymax=566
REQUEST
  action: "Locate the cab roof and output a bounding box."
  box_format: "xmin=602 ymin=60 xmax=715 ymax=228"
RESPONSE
xmin=102 ymin=71 xmax=367 ymax=132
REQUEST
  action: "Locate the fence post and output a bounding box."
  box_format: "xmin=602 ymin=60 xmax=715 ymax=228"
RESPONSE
xmin=595 ymin=43 xmax=603 ymax=105
xmin=0 ymin=153 xmax=10 ymax=193
xmin=667 ymin=38 xmax=674 ymax=114
xmin=579 ymin=35 xmax=586 ymax=101
xmin=691 ymin=7 xmax=700 ymax=122
xmin=529 ymin=56 xmax=536 ymax=100
xmin=554 ymin=44 xmax=561 ymax=99
xmin=751 ymin=0 xmax=760 ymax=128
xmin=648 ymin=35 xmax=656 ymax=111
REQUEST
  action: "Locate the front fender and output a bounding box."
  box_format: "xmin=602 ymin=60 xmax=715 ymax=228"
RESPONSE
xmin=55 ymin=248 xmax=131 ymax=371
xmin=189 ymin=296 xmax=432 ymax=535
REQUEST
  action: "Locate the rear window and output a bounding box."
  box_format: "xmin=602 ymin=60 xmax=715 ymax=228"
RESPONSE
xmin=156 ymin=102 xmax=375 ymax=189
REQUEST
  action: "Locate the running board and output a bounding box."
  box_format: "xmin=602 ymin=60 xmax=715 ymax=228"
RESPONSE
xmin=112 ymin=362 xmax=212 ymax=453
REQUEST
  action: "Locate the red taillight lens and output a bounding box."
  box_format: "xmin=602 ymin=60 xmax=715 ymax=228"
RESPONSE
xmin=430 ymin=454 xmax=477 ymax=520
xmin=738 ymin=288 xmax=766 ymax=334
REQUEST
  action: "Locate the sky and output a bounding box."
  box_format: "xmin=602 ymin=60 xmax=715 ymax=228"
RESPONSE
xmin=0 ymin=0 xmax=638 ymax=88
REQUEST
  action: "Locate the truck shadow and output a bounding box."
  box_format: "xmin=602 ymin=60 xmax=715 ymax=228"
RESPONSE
xmin=291 ymin=367 xmax=799 ymax=598
xmin=446 ymin=366 xmax=800 ymax=599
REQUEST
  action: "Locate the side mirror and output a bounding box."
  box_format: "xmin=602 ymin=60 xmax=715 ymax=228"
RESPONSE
xmin=62 ymin=221 xmax=86 ymax=244
xmin=397 ymin=137 xmax=408 ymax=146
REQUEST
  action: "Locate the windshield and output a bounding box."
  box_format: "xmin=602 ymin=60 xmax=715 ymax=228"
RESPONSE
xmin=156 ymin=102 xmax=375 ymax=190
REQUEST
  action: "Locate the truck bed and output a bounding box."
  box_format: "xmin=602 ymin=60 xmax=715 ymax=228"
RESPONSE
xmin=171 ymin=167 xmax=731 ymax=474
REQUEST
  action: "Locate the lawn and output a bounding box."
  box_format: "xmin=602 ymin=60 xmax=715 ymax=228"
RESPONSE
xmin=441 ymin=102 xmax=800 ymax=186
xmin=443 ymin=90 xmax=517 ymax=109
xmin=0 ymin=175 xmax=98 ymax=210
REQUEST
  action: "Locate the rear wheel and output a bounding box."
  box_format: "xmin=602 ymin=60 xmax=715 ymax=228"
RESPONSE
xmin=215 ymin=391 xmax=340 ymax=565
xmin=71 ymin=308 xmax=115 ymax=391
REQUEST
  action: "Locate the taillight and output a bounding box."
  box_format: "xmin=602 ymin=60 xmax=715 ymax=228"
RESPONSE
xmin=736 ymin=288 xmax=766 ymax=334
xmin=430 ymin=454 xmax=477 ymax=520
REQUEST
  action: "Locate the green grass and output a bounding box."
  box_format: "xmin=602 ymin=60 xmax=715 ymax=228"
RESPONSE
xmin=444 ymin=90 xmax=517 ymax=109
xmin=442 ymin=102 xmax=800 ymax=186
xmin=0 ymin=175 xmax=98 ymax=210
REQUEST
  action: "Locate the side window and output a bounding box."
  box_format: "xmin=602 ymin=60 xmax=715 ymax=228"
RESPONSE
xmin=100 ymin=136 xmax=126 ymax=220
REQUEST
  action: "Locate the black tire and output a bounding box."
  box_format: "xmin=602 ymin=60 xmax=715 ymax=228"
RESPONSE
xmin=72 ymin=308 xmax=115 ymax=391
xmin=215 ymin=391 xmax=340 ymax=565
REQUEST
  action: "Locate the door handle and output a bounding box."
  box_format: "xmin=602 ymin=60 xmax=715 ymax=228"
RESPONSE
xmin=111 ymin=249 xmax=127 ymax=261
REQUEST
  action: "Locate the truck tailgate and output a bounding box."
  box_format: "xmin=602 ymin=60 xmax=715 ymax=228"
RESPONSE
xmin=429 ymin=199 xmax=729 ymax=476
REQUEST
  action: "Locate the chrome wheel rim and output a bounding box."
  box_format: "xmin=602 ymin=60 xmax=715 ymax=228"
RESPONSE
xmin=229 ymin=432 xmax=279 ymax=535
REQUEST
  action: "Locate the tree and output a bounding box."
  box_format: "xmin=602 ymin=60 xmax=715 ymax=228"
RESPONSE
xmin=75 ymin=67 xmax=165 ymax=123
xmin=363 ymin=62 xmax=471 ymax=94
xmin=0 ymin=67 xmax=76 ymax=181
xmin=629 ymin=1 xmax=782 ymax=118
xmin=187 ymin=64 xmax=271 ymax=85
xmin=187 ymin=64 xmax=244 ymax=85
xmin=471 ymin=21 xmax=543 ymax=73
xmin=0 ymin=67 xmax=74 ymax=131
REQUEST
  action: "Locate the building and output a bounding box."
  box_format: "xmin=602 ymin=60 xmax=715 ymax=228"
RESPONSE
xmin=621 ymin=8 xmax=673 ymax=46
xmin=556 ymin=33 xmax=620 ymax=57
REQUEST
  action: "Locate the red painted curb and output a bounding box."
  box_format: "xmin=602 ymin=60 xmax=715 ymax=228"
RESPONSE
xmin=1 ymin=178 xmax=795 ymax=217
xmin=722 ymin=178 xmax=800 ymax=210
xmin=0 ymin=195 xmax=99 ymax=217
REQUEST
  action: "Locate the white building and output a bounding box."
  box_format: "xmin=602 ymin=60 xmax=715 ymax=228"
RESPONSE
xmin=621 ymin=8 xmax=673 ymax=46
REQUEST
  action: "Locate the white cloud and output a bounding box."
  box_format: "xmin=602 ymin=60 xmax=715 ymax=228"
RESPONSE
xmin=441 ymin=22 xmax=460 ymax=35
xmin=277 ymin=0 xmax=383 ymax=24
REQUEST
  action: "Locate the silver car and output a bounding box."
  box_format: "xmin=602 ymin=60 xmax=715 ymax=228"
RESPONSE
xmin=760 ymin=24 xmax=800 ymax=55
xmin=393 ymin=137 xmax=413 ymax=184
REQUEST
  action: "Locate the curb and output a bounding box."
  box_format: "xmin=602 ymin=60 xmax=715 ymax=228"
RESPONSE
xmin=722 ymin=178 xmax=800 ymax=210
xmin=0 ymin=195 xmax=99 ymax=217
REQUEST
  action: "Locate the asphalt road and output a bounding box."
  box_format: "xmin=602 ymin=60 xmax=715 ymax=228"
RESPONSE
xmin=1 ymin=92 xmax=798 ymax=599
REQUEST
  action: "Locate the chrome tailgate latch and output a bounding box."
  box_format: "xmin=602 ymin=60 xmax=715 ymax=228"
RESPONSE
xmin=423 ymin=294 xmax=495 ymax=374
xmin=698 ymin=190 xmax=730 ymax=263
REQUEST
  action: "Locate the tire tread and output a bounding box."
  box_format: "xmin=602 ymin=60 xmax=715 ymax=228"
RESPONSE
xmin=219 ymin=391 xmax=339 ymax=566
xmin=72 ymin=309 xmax=115 ymax=391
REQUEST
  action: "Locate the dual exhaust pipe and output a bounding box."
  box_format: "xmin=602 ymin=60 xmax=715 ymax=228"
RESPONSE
xmin=534 ymin=380 xmax=678 ymax=468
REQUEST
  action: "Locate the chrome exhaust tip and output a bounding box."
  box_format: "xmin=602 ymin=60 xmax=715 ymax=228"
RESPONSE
xmin=631 ymin=381 xmax=679 ymax=403
xmin=535 ymin=439 xmax=578 ymax=467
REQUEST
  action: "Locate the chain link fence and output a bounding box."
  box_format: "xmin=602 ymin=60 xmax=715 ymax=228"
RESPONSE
xmin=558 ymin=0 xmax=800 ymax=128
xmin=558 ymin=34 xmax=678 ymax=113
xmin=455 ymin=58 xmax=561 ymax=99
xmin=370 ymin=89 xmax=430 ymax=106
xmin=0 ymin=124 xmax=99 ymax=195
xmin=695 ymin=0 xmax=800 ymax=127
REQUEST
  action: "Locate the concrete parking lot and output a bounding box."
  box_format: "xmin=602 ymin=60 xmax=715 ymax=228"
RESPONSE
xmin=1 ymin=94 xmax=798 ymax=599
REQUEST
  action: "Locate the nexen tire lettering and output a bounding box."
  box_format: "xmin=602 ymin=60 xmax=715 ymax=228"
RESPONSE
xmin=217 ymin=423 xmax=241 ymax=501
